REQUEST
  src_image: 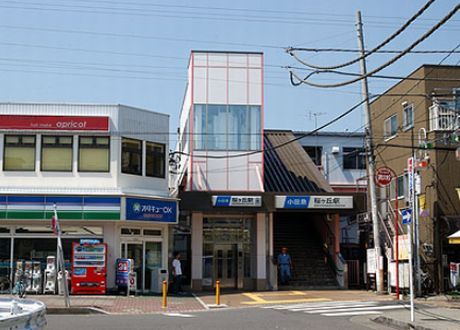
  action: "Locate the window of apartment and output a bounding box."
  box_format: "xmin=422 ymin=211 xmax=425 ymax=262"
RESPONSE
xmin=303 ymin=146 xmax=322 ymax=166
xmin=3 ymin=135 xmax=36 ymax=171
xmin=146 ymin=141 xmax=165 ymax=178
xmin=193 ymin=104 xmax=261 ymax=151
xmin=78 ymin=136 xmax=110 ymax=172
xmin=121 ymin=138 xmax=142 ymax=175
xmin=389 ymin=174 xmax=406 ymax=200
xmin=343 ymin=147 xmax=366 ymax=170
xmin=384 ymin=115 xmax=398 ymax=139
xmin=41 ymin=136 xmax=73 ymax=171
xmin=402 ymin=103 xmax=414 ymax=130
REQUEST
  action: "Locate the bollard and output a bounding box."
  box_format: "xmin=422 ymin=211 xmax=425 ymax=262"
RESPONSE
xmin=215 ymin=280 xmax=220 ymax=306
xmin=162 ymin=280 xmax=167 ymax=308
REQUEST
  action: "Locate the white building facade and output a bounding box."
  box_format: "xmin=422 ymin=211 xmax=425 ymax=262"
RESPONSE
xmin=0 ymin=103 xmax=176 ymax=293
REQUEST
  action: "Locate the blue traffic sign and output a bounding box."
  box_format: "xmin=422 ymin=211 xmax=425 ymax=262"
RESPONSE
xmin=402 ymin=209 xmax=412 ymax=225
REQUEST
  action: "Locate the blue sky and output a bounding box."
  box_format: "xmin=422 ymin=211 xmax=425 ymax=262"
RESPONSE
xmin=0 ymin=0 xmax=459 ymax=146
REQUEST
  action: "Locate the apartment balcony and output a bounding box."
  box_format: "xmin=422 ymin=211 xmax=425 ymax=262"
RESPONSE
xmin=429 ymin=102 xmax=460 ymax=131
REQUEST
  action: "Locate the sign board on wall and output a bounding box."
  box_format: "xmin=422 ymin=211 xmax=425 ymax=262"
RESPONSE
xmin=0 ymin=115 xmax=109 ymax=131
xmin=374 ymin=167 xmax=394 ymax=187
xmin=212 ymin=195 xmax=262 ymax=207
xmin=393 ymin=234 xmax=409 ymax=260
xmin=366 ymin=248 xmax=377 ymax=274
xmin=275 ymin=195 xmax=353 ymax=209
xmin=126 ymin=197 xmax=177 ymax=223
xmin=389 ymin=262 xmax=410 ymax=288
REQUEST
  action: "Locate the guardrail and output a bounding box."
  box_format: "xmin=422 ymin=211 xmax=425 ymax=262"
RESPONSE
xmin=0 ymin=298 xmax=46 ymax=330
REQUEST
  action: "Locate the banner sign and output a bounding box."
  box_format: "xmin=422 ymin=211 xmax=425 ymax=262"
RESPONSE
xmin=375 ymin=167 xmax=394 ymax=187
xmin=126 ymin=197 xmax=177 ymax=223
xmin=212 ymin=195 xmax=262 ymax=207
xmin=275 ymin=195 xmax=353 ymax=209
xmin=0 ymin=115 xmax=109 ymax=131
xmin=115 ymin=258 xmax=132 ymax=286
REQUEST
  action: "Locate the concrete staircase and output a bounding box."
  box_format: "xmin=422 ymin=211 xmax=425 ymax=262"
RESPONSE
xmin=274 ymin=218 xmax=339 ymax=289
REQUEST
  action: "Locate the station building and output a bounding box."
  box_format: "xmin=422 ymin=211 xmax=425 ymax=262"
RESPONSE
xmin=170 ymin=51 xmax=366 ymax=291
xmin=0 ymin=103 xmax=176 ymax=293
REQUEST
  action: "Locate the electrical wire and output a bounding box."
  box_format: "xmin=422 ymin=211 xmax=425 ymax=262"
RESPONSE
xmin=288 ymin=3 xmax=460 ymax=88
xmin=284 ymin=47 xmax=460 ymax=54
xmin=286 ymin=0 xmax=437 ymax=70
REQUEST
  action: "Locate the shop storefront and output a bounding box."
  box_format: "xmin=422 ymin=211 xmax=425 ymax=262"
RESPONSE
xmin=0 ymin=194 xmax=176 ymax=294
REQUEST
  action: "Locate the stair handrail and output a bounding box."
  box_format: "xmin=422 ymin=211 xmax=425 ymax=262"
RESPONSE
xmin=387 ymin=199 xmax=405 ymax=235
xmin=319 ymin=216 xmax=346 ymax=288
xmin=377 ymin=211 xmax=393 ymax=249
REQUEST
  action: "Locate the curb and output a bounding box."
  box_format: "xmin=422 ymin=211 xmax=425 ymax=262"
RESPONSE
xmin=46 ymin=307 xmax=109 ymax=315
xmin=373 ymin=316 xmax=434 ymax=330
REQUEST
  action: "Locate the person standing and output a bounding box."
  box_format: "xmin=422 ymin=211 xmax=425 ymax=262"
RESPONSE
xmin=277 ymin=247 xmax=292 ymax=285
xmin=171 ymin=251 xmax=183 ymax=294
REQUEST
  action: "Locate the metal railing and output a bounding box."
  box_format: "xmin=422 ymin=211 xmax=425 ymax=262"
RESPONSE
xmin=429 ymin=103 xmax=460 ymax=131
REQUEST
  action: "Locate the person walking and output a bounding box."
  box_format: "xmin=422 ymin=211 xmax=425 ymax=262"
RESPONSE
xmin=171 ymin=251 xmax=184 ymax=294
xmin=277 ymin=247 xmax=293 ymax=285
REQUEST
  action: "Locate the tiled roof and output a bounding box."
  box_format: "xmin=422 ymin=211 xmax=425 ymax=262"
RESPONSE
xmin=264 ymin=130 xmax=332 ymax=193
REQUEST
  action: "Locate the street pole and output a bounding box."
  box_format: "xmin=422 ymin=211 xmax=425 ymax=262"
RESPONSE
xmin=395 ymin=179 xmax=400 ymax=300
xmin=407 ymin=158 xmax=415 ymax=323
xmin=356 ymin=10 xmax=384 ymax=293
xmin=54 ymin=204 xmax=70 ymax=308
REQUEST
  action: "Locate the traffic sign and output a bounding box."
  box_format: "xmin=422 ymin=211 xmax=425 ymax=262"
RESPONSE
xmin=375 ymin=167 xmax=394 ymax=187
xmin=402 ymin=209 xmax=412 ymax=225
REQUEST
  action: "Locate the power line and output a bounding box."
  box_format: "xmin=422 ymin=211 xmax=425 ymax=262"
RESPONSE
xmin=287 ymin=0 xmax=437 ymax=70
xmin=288 ymin=3 xmax=460 ymax=88
xmin=283 ymin=48 xmax=460 ymax=54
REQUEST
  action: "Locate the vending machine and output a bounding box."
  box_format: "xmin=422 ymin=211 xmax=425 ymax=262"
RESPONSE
xmin=71 ymin=241 xmax=107 ymax=294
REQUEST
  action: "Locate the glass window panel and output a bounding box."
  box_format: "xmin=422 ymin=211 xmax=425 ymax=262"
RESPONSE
xmin=4 ymin=135 xmax=36 ymax=171
xmin=78 ymin=136 xmax=110 ymax=172
xmin=249 ymin=105 xmax=261 ymax=150
xmin=193 ymin=104 xmax=205 ymax=150
xmin=121 ymin=138 xmax=142 ymax=175
xmin=207 ymin=105 xmax=227 ymax=150
xmin=146 ymin=142 xmax=165 ymax=178
xmin=41 ymin=135 xmax=73 ymax=171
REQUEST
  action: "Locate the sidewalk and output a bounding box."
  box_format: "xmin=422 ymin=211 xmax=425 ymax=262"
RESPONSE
xmin=373 ymin=305 xmax=460 ymax=330
xmin=12 ymin=294 xmax=206 ymax=314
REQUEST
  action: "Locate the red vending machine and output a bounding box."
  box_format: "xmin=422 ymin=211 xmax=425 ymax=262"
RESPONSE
xmin=71 ymin=241 xmax=107 ymax=294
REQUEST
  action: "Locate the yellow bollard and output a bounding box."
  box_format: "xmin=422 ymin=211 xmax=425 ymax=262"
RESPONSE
xmin=215 ymin=280 xmax=220 ymax=306
xmin=162 ymin=280 xmax=167 ymax=308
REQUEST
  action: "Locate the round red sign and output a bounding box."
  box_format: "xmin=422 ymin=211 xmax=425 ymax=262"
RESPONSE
xmin=375 ymin=167 xmax=394 ymax=187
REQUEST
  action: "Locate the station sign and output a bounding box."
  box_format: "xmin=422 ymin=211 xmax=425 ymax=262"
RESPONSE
xmin=212 ymin=195 xmax=262 ymax=207
xmin=275 ymin=195 xmax=353 ymax=209
xmin=374 ymin=167 xmax=394 ymax=187
xmin=126 ymin=197 xmax=178 ymax=223
xmin=0 ymin=115 xmax=109 ymax=131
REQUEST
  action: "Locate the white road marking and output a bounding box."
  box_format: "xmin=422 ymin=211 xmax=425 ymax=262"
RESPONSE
xmin=321 ymin=311 xmax=383 ymax=317
xmin=162 ymin=313 xmax=196 ymax=318
xmin=290 ymin=303 xmax=377 ymax=312
xmin=192 ymin=293 xmax=210 ymax=310
xmin=305 ymin=305 xmax=409 ymax=314
xmin=269 ymin=301 xmax=376 ymax=310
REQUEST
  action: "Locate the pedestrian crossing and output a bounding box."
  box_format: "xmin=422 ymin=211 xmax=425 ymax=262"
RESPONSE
xmin=263 ymin=300 xmax=409 ymax=317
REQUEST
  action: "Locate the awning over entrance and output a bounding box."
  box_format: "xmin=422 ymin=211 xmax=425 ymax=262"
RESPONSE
xmin=264 ymin=130 xmax=332 ymax=193
xmin=448 ymin=230 xmax=460 ymax=244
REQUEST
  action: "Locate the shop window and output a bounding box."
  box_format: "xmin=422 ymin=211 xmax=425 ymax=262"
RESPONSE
xmin=61 ymin=226 xmax=103 ymax=236
xmin=0 ymin=238 xmax=11 ymax=291
xmin=121 ymin=228 xmax=141 ymax=236
xmin=146 ymin=141 xmax=165 ymax=178
xmin=41 ymin=136 xmax=73 ymax=172
xmin=343 ymin=147 xmax=366 ymax=170
xmin=143 ymin=229 xmax=162 ymax=236
xmin=0 ymin=227 xmax=10 ymax=234
xmin=3 ymin=135 xmax=36 ymax=171
xmin=78 ymin=136 xmax=110 ymax=172
xmin=121 ymin=138 xmax=142 ymax=175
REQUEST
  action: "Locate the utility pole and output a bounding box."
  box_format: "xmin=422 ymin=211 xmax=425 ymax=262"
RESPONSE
xmin=356 ymin=11 xmax=384 ymax=293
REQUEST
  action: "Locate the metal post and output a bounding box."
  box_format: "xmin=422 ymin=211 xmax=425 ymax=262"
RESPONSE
xmin=356 ymin=10 xmax=383 ymax=293
xmin=54 ymin=204 xmax=70 ymax=308
xmin=395 ymin=179 xmax=400 ymax=300
xmin=408 ymin=158 xmax=415 ymax=323
xmin=162 ymin=280 xmax=167 ymax=308
xmin=215 ymin=280 xmax=221 ymax=306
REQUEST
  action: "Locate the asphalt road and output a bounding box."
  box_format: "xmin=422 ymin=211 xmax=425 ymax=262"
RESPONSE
xmin=45 ymin=307 xmax=389 ymax=330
